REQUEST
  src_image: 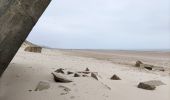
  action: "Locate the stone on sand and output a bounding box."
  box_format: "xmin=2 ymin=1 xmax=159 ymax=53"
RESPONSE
xmin=110 ymin=74 xmax=121 ymax=80
xmin=35 ymin=81 xmax=50 ymax=91
xmin=135 ymin=60 xmax=143 ymax=67
xmin=91 ymin=73 xmax=98 ymax=80
xmin=55 ymin=68 xmax=65 ymax=74
xmin=137 ymin=80 xmax=165 ymax=90
xmin=85 ymin=68 xmax=90 ymax=71
xmin=138 ymin=82 xmax=156 ymax=90
xmin=52 ymin=73 xmax=72 ymax=83
xmin=74 ymin=73 xmax=81 ymax=77
xmin=82 ymin=74 xmax=88 ymax=77
xmin=67 ymin=71 xmax=74 ymax=75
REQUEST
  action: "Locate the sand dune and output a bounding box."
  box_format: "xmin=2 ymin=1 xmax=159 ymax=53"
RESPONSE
xmin=0 ymin=47 xmax=170 ymax=100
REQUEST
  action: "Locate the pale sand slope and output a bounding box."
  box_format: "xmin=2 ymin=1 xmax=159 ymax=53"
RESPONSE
xmin=0 ymin=48 xmax=170 ymax=100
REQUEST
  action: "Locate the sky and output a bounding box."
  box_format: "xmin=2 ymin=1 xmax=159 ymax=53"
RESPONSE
xmin=27 ymin=0 xmax=170 ymax=50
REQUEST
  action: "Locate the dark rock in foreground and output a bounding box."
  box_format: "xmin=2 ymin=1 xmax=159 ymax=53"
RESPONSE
xmin=52 ymin=73 xmax=72 ymax=83
xmin=110 ymin=74 xmax=121 ymax=80
xmin=35 ymin=81 xmax=50 ymax=91
xmin=137 ymin=80 xmax=165 ymax=90
xmin=138 ymin=82 xmax=156 ymax=90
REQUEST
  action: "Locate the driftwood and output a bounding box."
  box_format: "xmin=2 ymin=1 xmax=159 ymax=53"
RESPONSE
xmin=52 ymin=73 xmax=72 ymax=83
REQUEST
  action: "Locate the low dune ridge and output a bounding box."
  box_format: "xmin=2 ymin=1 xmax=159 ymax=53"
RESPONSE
xmin=0 ymin=45 xmax=170 ymax=100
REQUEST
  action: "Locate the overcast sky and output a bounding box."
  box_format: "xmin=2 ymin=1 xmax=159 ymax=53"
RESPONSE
xmin=27 ymin=0 xmax=170 ymax=50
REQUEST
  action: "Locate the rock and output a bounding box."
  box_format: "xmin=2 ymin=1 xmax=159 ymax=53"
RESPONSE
xmin=78 ymin=71 xmax=90 ymax=74
xmin=140 ymin=64 xmax=165 ymax=71
xmin=24 ymin=46 xmax=42 ymax=53
xmin=52 ymin=73 xmax=72 ymax=83
xmin=110 ymin=74 xmax=121 ymax=80
xmin=140 ymin=64 xmax=153 ymax=70
xmin=67 ymin=71 xmax=74 ymax=75
xmin=74 ymin=73 xmax=81 ymax=77
xmin=85 ymin=68 xmax=90 ymax=71
xmin=137 ymin=80 xmax=165 ymax=90
xmin=82 ymin=74 xmax=88 ymax=77
xmin=138 ymin=82 xmax=156 ymax=90
xmin=144 ymin=66 xmax=152 ymax=70
xmin=91 ymin=73 xmax=98 ymax=80
xmin=159 ymin=68 xmax=165 ymax=71
xmin=35 ymin=81 xmax=50 ymax=91
xmin=55 ymin=68 xmax=64 ymax=74
xmin=0 ymin=0 xmax=51 ymax=77
xmin=135 ymin=60 xmax=143 ymax=67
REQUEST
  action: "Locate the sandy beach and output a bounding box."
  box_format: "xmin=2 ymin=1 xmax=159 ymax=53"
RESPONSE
xmin=0 ymin=46 xmax=170 ymax=100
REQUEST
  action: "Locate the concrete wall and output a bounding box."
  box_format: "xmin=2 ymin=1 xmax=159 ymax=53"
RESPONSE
xmin=0 ymin=0 xmax=51 ymax=77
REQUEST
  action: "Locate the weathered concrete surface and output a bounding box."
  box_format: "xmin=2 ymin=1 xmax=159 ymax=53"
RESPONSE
xmin=24 ymin=46 xmax=42 ymax=53
xmin=0 ymin=0 xmax=51 ymax=77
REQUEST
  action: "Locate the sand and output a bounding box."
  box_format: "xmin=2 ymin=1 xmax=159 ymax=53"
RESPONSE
xmin=0 ymin=47 xmax=170 ymax=100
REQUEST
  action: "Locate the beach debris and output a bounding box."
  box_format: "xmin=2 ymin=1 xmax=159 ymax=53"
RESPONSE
xmin=110 ymin=74 xmax=121 ymax=80
xmin=35 ymin=81 xmax=50 ymax=91
xmin=138 ymin=82 xmax=156 ymax=90
xmin=28 ymin=90 xmax=32 ymax=92
xmin=85 ymin=67 xmax=90 ymax=71
xmin=137 ymin=80 xmax=165 ymax=90
xmin=135 ymin=61 xmax=165 ymax=71
xmin=74 ymin=73 xmax=81 ymax=77
xmin=141 ymin=64 xmax=165 ymax=71
xmin=91 ymin=72 xmax=98 ymax=80
xmin=82 ymin=74 xmax=88 ymax=77
xmin=140 ymin=64 xmax=153 ymax=70
xmin=78 ymin=71 xmax=90 ymax=74
xmin=55 ymin=68 xmax=65 ymax=74
xmin=24 ymin=46 xmax=42 ymax=53
xmin=135 ymin=60 xmax=143 ymax=67
xmin=67 ymin=71 xmax=74 ymax=75
xmin=52 ymin=73 xmax=72 ymax=83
